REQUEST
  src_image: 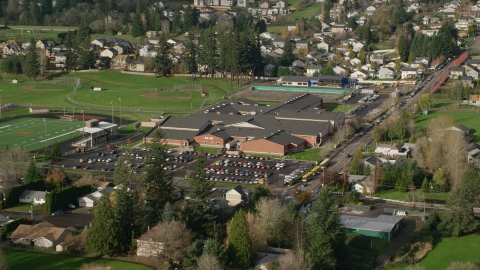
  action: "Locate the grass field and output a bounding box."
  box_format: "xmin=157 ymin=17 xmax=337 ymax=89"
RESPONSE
xmin=6 ymin=203 xmax=43 ymax=213
xmin=290 ymin=4 xmax=321 ymax=19
xmin=417 ymin=234 xmax=480 ymax=269
xmin=374 ymin=189 xmax=449 ymax=204
xmin=1 ymin=71 xmax=239 ymax=112
xmin=286 ymin=147 xmax=324 ymax=161
xmin=4 ymin=249 xmax=151 ymax=270
xmin=323 ymin=103 xmax=354 ymax=113
xmin=0 ymin=117 xmax=84 ymax=151
xmin=414 ymin=110 xmax=480 ymax=142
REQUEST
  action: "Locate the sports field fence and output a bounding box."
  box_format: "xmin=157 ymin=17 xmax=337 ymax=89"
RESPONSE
xmin=174 ymin=83 xmax=203 ymax=91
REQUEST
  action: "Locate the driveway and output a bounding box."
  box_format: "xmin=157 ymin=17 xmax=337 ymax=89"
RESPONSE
xmin=1 ymin=210 xmax=94 ymax=229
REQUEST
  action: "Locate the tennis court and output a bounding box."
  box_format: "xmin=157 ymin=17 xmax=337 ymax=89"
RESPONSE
xmin=0 ymin=117 xmax=84 ymax=151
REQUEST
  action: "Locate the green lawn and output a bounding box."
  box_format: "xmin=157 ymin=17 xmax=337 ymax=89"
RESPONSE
xmin=370 ymin=238 xmax=392 ymax=255
xmin=0 ymin=117 xmax=84 ymax=151
xmin=290 ymin=4 xmax=320 ymax=19
xmin=6 ymin=203 xmax=43 ymax=213
xmin=286 ymin=147 xmax=324 ymax=162
xmin=414 ymin=110 xmax=480 ymax=142
xmin=323 ymin=103 xmax=354 ymax=113
xmin=193 ymin=146 xmax=222 ymax=154
xmin=1 ymin=70 xmax=238 ymax=111
xmin=4 ymin=249 xmax=151 ymax=270
xmin=374 ymin=189 xmax=449 ymax=204
xmin=266 ymin=25 xmax=286 ymax=34
xmin=416 ymin=234 xmax=480 ymax=269
xmin=0 ymin=28 xmax=69 ymax=43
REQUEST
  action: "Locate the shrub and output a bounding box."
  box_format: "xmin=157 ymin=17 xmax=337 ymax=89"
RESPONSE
xmin=3 ymin=218 xmax=22 ymax=233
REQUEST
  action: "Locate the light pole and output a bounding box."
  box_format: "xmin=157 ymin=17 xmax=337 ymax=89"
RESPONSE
xmin=110 ymin=101 xmax=114 ymax=124
xmin=118 ymin=98 xmax=122 ymax=127
xmin=81 ymin=110 xmax=85 ymax=152
xmin=43 ymin=118 xmax=47 ymax=150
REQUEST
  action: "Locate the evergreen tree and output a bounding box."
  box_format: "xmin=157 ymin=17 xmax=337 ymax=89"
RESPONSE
xmin=23 ymin=38 xmax=40 ymax=81
xmin=204 ymin=238 xmax=225 ymax=262
xmin=172 ymin=8 xmax=183 ymax=34
xmin=407 ymin=51 xmax=415 ymax=64
xmin=183 ymin=6 xmax=199 ymax=33
xmin=307 ymin=188 xmax=346 ymax=269
xmin=182 ymin=155 xmax=217 ymax=235
xmin=421 ymin=177 xmax=430 ymax=192
xmin=79 ymin=48 xmax=96 ymax=69
xmin=358 ymin=49 xmax=366 ymax=64
xmin=66 ymin=49 xmax=79 ymax=71
xmin=279 ymin=39 xmax=296 ymax=66
xmin=139 ymin=131 xmax=175 ymax=233
xmin=227 ymin=209 xmax=253 ymax=269
xmin=131 ymin=12 xmax=143 ymax=37
xmin=394 ymin=58 xmax=402 ymax=72
xmin=398 ymin=34 xmax=409 ymax=62
xmin=76 ymin=22 xmax=91 ymax=46
xmin=162 ymin=202 xmax=175 ymax=222
xmin=349 ymin=157 xmax=363 ymax=175
xmin=198 ymin=26 xmax=218 ymax=79
xmin=85 ymin=191 xmax=121 ymax=256
xmin=153 ymin=34 xmax=173 ymax=77
xmin=182 ymin=241 xmax=203 ymax=270
xmin=251 ymin=186 xmax=270 ymax=204
xmin=354 ymin=148 xmax=363 ymax=160
xmin=348 ymin=49 xmax=355 ymax=60
xmin=112 ymin=155 xmax=135 ymax=254
xmin=24 ymin=159 xmax=43 ymax=184
xmin=122 ymin=9 xmax=131 ymax=25
xmin=50 ymin=141 xmax=62 ymax=158
xmin=184 ymin=31 xmax=198 ymax=77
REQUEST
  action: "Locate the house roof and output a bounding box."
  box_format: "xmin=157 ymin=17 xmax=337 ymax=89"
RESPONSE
xmin=451 ymin=67 xmax=465 ymax=72
xmin=20 ymin=190 xmax=47 ymax=199
xmin=402 ymin=67 xmax=417 ymax=71
xmin=451 ymin=124 xmax=470 ymax=133
xmin=159 ymin=116 xmax=209 ymax=131
xmin=0 ymin=215 xmax=11 ymax=224
xmin=307 ymin=65 xmax=322 ymax=70
xmin=377 ymin=143 xmax=403 ymax=151
xmin=461 ymin=76 xmax=473 ymax=81
xmin=363 ymin=155 xmax=382 ymax=167
xmin=341 ymin=215 xmax=403 ymax=233
xmin=348 ymin=174 xmax=368 ymax=184
xmin=264 ymin=131 xmax=305 ymax=146
xmin=10 ymin=222 xmax=72 ymax=242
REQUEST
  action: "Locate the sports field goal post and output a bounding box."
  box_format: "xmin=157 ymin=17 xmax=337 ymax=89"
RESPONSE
xmin=59 ymin=115 xmax=74 ymax=121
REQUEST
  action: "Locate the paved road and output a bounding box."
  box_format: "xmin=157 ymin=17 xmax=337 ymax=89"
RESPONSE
xmin=374 ymin=219 xmax=416 ymax=269
xmin=1 ymin=210 xmax=94 ymax=229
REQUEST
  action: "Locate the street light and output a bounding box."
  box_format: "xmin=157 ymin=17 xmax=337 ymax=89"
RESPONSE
xmin=118 ymin=98 xmax=122 ymax=127
xmin=110 ymin=101 xmax=114 ymax=124
xmin=81 ymin=110 xmax=85 ymax=152
xmin=43 ymin=118 xmax=47 ymax=149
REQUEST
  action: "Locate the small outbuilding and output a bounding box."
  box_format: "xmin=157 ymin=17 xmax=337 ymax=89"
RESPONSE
xmin=29 ymin=107 xmax=50 ymax=114
xmin=19 ymin=190 xmax=47 ymax=205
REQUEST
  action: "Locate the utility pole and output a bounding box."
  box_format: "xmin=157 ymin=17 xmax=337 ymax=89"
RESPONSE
xmin=0 ymin=88 xmax=2 ymax=119
xmin=110 ymin=101 xmax=114 ymax=124
xmin=81 ymin=110 xmax=85 ymax=152
xmin=118 ymin=98 xmax=122 ymax=127
xmin=43 ymin=118 xmax=47 ymax=149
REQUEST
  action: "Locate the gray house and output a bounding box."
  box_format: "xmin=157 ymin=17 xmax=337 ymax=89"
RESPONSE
xmin=272 ymin=37 xmax=286 ymax=48
xmin=378 ymin=67 xmax=396 ymax=79
xmin=466 ymin=68 xmax=479 ymax=80
xmin=370 ymin=54 xmax=385 ymax=65
xmin=461 ymin=76 xmax=474 ymax=89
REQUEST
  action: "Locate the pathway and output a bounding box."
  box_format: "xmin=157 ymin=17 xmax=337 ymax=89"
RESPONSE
xmin=373 ymin=219 xmax=416 ymax=269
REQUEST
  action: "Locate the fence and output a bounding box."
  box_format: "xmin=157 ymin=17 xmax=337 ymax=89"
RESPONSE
xmin=40 ymin=77 xmax=80 ymax=84
xmin=365 ymin=196 xmax=446 ymax=210
xmin=341 ymin=204 xmax=371 ymax=211
xmin=174 ymin=83 xmax=203 ymax=91
xmin=384 ymin=207 xmax=429 ymax=216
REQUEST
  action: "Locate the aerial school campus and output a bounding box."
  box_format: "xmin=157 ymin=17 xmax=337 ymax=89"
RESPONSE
xmin=2 ymin=1 xmax=480 ymax=269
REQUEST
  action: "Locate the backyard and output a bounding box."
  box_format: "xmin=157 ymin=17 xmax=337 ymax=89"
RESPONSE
xmin=4 ymin=249 xmax=152 ymax=270
xmin=286 ymin=147 xmax=324 ymax=162
xmin=5 ymin=203 xmax=43 ymax=213
xmin=374 ymin=189 xmax=450 ymax=204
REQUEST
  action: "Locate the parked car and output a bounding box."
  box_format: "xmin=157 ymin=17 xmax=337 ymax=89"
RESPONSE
xmin=68 ymin=204 xmax=76 ymax=209
xmin=52 ymin=210 xmax=64 ymax=216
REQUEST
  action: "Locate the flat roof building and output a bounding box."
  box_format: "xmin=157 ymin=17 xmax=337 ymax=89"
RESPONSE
xmin=341 ymin=214 xmax=403 ymax=240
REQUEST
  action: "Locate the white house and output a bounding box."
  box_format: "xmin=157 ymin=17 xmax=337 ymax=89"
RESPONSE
xmin=100 ymin=48 xmax=117 ymax=58
xmin=351 ymin=41 xmax=364 ymax=52
xmin=19 ymin=190 xmax=47 ymax=205
xmin=351 ymin=70 xmax=369 ymax=80
xmin=317 ymin=41 xmax=329 ymax=52
xmin=225 ymin=185 xmax=250 ymax=206
xmin=348 ymin=175 xmax=370 ymax=194
xmin=401 ymin=67 xmax=418 ymax=79
xmin=374 ymin=144 xmax=406 ymax=156
xmin=78 ymin=188 xmax=113 ymax=207
xmin=446 ymin=124 xmax=470 ymax=136
xmin=306 ymin=65 xmax=323 ymax=76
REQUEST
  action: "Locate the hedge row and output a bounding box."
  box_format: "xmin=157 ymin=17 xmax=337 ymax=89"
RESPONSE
xmin=2 ymin=218 xmax=22 ymax=233
xmin=45 ymin=185 xmax=93 ymax=214
xmin=4 ymin=181 xmax=46 ymax=208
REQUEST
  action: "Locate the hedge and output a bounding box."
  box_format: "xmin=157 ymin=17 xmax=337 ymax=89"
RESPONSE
xmin=3 ymin=218 xmax=22 ymax=233
xmin=4 ymin=181 xmax=46 ymax=208
xmin=44 ymin=185 xmax=93 ymax=214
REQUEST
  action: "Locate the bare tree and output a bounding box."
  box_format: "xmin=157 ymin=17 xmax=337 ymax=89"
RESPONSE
xmin=0 ymin=147 xmax=30 ymax=186
xmin=256 ymin=198 xmax=287 ymax=238
xmin=64 ymin=231 xmax=87 ymax=254
xmin=196 ymin=253 xmax=222 ymax=270
xmin=277 ymin=250 xmax=312 ymax=270
xmin=246 ymin=211 xmax=268 ymax=252
xmin=364 ymin=174 xmax=379 ymax=196
xmin=444 ymin=131 xmax=467 ymax=191
xmin=77 ymin=263 xmax=113 ymax=270
xmin=148 ymin=221 xmax=194 ymax=264
xmin=75 ymin=174 xmax=96 ymax=186
xmin=446 ymin=261 xmax=480 ymax=270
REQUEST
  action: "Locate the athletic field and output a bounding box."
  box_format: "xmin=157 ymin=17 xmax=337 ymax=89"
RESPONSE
xmin=0 ymin=117 xmax=84 ymax=151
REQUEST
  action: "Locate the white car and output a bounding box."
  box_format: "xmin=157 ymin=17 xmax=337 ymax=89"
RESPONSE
xmin=68 ymin=204 xmax=76 ymax=209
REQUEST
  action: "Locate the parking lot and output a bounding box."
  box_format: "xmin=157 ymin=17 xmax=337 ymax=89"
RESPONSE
xmin=52 ymin=146 xmax=312 ymax=187
xmin=345 ymin=93 xmax=389 ymax=118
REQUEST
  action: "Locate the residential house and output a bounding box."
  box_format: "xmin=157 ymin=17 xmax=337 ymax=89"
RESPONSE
xmin=333 ymin=65 xmax=348 ymax=77
xmin=10 ymin=222 xmax=75 ymax=249
xmin=374 ymin=144 xmax=407 ymax=156
xmin=19 ymin=190 xmax=47 ymax=205
xmin=264 ymin=63 xmax=276 ymax=76
xmin=259 ymin=32 xmax=274 ymax=39
xmin=455 ymin=20 xmax=470 ymax=31
xmin=36 ymin=40 xmax=54 ymax=50
xmin=273 ymin=37 xmax=286 ymax=48
xmin=350 ymin=58 xmax=361 ymax=66
xmin=287 ymin=24 xmax=296 ymax=32
xmin=466 ymin=68 xmax=479 ymax=80
xmin=174 ymin=41 xmax=186 ymax=53
xmin=238 ymin=0 xmax=247 ymax=7
xmin=447 ymin=124 xmax=470 ymax=135
xmin=130 ymin=59 xmax=145 ymax=72
xmin=148 ymin=37 xmax=160 ymax=46
xmin=306 ymin=65 xmax=322 ymax=76
xmin=351 ymin=41 xmax=364 ymax=52
xmin=467 ymin=143 xmax=480 ymax=169
xmin=259 ymin=1 xmax=270 ymax=8
xmin=146 ymin=30 xmax=161 ymax=38
xmin=466 ymin=59 xmax=480 ymax=69
xmin=348 ymin=175 xmax=370 ymax=194
xmin=296 ymin=40 xmax=309 ymax=50
xmin=444 ymin=12 xmax=456 ymax=18
xmin=100 ymin=48 xmax=117 ymax=58
xmin=78 ymin=188 xmax=113 ymax=207
xmin=461 ymin=76 xmax=474 ymax=89
xmin=317 ymin=41 xmax=329 ymax=52
xmin=363 ymin=155 xmax=383 ymax=169
xmin=401 ymin=67 xmax=418 ymax=79
xmin=113 ymin=44 xmax=128 ymax=54
xmin=331 ymin=26 xmax=346 ymax=35
xmin=111 ymin=54 xmax=132 ymax=69
xmin=415 ymin=57 xmax=430 ymax=67
xmin=450 ymin=67 xmax=465 ymax=78
xmin=370 ymin=54 xmax=385 ymax=65
xmin=421 ymin=30 xmax=437 ymax=37
xmin=351 ymin=70 xmax=369 ymax=80
xmin=378 ymin=67 xmax=396 ymax=79
xmin=469 ymin=94 xmax=480 ymax=106
xmin=91 ymin=38 xmax=107 ymax=48
xmin=53 ymin=51 xmax=67 ymax=68
xmin=225 ymin=185 xmax=251 ymax=206
xmin=407 ymin=3 xmax=421 ymax=13
xmin=366 ymin=6 xmax=376 ymax=15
